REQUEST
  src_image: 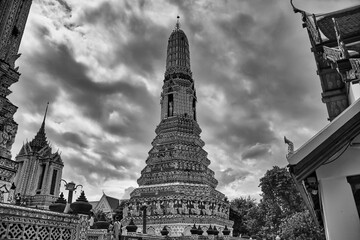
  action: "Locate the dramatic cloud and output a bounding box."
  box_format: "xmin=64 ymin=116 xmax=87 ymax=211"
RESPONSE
xmin=217 ymin=168 xmax=252 ymax=188
xmin=9 ymin=0 xmax=358 ymax=201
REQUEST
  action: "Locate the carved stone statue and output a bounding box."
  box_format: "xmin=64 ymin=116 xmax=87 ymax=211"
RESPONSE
xmin=181 ymin=201 xmax=188 ymax=215
xmin=203 ymin=202 xmax=211 ymax=216
xmin=167 ymin=200 xmax=176 ymax=215
xmin=212 ymin=204 xmax=219 ymax=216
xmin=191 ymin=201 xmax=200 ymax=215
xmin=155 ymin=201 xmax=163 ymax=215
xmin=123 ymin=205 xmax=129 ymax=218
xmin=0 ymin=124 xmax=15 ymax=148
xmin=146 ymin=203 xmax=152 ymax=216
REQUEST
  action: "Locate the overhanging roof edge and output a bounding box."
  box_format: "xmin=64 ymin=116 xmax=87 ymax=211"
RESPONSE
xmin=288 ymin=98 xmax=360 ymax=181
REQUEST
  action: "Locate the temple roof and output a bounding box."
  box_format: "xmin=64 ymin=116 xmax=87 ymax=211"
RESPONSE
xmin=317 ymin=5 xmax=360 ymax=41
xmin=106 ymin=195 xmax=120 ymax=210
xmin=288 ymin=97 xmax=360 ymax=181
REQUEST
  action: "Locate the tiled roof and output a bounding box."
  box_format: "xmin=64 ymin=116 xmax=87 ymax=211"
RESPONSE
xmin=317 ymin=5 xmax=360 ymax=41
xmin=105 ymin=196 xmax=119 ymax=210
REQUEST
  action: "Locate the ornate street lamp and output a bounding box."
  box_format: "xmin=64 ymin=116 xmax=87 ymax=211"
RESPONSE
xmin=61 ymin=179 xmax=82 ymax=213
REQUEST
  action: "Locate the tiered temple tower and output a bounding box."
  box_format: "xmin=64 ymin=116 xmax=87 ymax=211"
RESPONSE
xmin=0 ymin=0 xmax=32 ymax=159
xmin=0 ymin=0 xmax=33 ymax=199
xmin=122 ymin=19 xmax=233 ymax=237
xmin=14 ymin=105 xmax=64 ymax=209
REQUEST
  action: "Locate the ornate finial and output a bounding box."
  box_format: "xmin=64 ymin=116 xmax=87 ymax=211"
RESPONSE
xmin=176 ymin=16 xmax=180 ymax=30
xmin=290 ymin=0 xmax=303 ymax=14
xmin=43 ymin=102 xmax=49 ymax=124
xmin=38 ymin=102 xmax=49 ymax=139
xmin=284 ymin=136 xmax=294 ymax=159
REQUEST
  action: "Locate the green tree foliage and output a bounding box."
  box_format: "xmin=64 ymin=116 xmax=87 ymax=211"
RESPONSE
xmin=231 ymin=166 xmax=325 ymax=239
xmin=230 ymin=196 xmax=258 ymax=236
xmin=257 ymin=166 xmax=306 ymax=237
xmin=279 ymin=210 xmax=325 ymax=240
xmin=259 ymin=166 xmax=304 ymax=215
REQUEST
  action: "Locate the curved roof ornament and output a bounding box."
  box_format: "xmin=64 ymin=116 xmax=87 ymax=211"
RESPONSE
xmin=284 ymin=136 xmax=295 ymax=159
xmin=290 ymin=0 xmax=304 ymax=14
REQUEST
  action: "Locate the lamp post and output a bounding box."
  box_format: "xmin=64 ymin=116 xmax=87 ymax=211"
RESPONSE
xmin=61 ymin=179 xmax=83 ymax=213
xmin=141 ymin=202 xmax=147 ymax=234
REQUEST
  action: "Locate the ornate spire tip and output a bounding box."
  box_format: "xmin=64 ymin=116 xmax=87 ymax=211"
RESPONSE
xmin=176 ymin=16 xmax=180 ymax=30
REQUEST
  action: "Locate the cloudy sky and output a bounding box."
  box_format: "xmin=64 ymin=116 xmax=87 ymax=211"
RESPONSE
xmin=9 ymin=0 xmax=358 ymax=201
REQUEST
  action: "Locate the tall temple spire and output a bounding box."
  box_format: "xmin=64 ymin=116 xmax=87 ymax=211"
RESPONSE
xmin=30 ymin=102 xmax=49 ymax=151
xmin=123 ymin=21 xmax=232 ymax=237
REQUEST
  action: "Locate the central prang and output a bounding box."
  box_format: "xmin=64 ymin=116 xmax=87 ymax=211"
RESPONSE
xmin=121 ymin=18 xmax=233 ymax=237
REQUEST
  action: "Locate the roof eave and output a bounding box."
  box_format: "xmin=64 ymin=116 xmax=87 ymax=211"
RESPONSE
xmin=288 ymin=98 xmax=360 ymax=181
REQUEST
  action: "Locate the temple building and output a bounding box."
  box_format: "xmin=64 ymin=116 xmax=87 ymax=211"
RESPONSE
xmin=90 ymin=193 xmax=124 ymax=220
xmin=0 ymin=0 xmax=63 ymax=209
xmin=13 ymin=105 xmax=64 ymax=209
xmin=121 ymin=19 xmax=233 ymax=237
xmin=287 ymin=3 xmax=360 ymax=240
xmin=0 ymin=0 xmax=33 ymax=200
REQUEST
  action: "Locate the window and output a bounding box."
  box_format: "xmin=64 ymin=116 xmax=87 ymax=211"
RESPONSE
xmin=193 ymin=99 xmax=196 ymax=121
xmin=50 ymin=169 xmax=58 ymax=195
xmin=37 ymin=164 xmax=46 ymax=194
xmin=168 ymin=94 xmax=174 ymax=117
xmin=347 ymin=175 xmax=360 ymax=218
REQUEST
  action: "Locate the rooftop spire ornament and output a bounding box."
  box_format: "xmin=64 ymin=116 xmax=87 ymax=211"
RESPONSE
xmin=176 ymin=15 xmax=180 ymax=29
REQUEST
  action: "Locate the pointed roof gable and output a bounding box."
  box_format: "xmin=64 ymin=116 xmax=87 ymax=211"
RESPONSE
xmin=94 ymin=193 xmax=120 ymax=212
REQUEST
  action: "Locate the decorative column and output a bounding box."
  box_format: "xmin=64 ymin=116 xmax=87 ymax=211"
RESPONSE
xmin=141 ymin=203 xmax=147 ymax=234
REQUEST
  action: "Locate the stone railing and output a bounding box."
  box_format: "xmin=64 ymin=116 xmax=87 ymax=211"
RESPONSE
xmin=0 ymin=202 xmax=110 ymax=240
xmin=0 ymin=202 xmax=79 ymax=239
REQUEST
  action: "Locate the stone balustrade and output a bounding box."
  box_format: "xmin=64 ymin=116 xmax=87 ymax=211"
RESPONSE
xmin=0 ymin=202 xmax=110 ymax=240
xmin=0 ymin=202 xmax=79 ymax=239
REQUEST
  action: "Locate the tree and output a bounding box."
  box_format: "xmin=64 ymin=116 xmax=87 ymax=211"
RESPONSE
xmin=279 ymin=210 xmax=325 ymax=240
xmin=230 ymin=166 xmax=325 ymax=239
xmin=259 ymin=166 xmax=304 ymax=216
xmin=230 ymin=196 xmax=258 ymax=236
xmin=256 ymin=166 xmax=305 ymax=237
